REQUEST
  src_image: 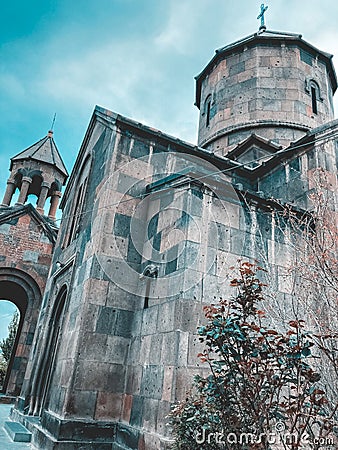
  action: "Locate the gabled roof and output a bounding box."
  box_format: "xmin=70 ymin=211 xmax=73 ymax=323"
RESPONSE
xmin=0 ymin=204 xmax=57 ymax=244
xmin=226 ymin=134 xmax=282 ymax=160
xmin=11 ymin=131 xmax=68 ymax=177
xmin=195 ymin=29 xmax=337 ymax=108
xmin=242 ymin=118 xmax=338 ymax=179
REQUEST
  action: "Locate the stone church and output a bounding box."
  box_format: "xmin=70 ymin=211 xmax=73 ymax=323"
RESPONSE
xmin=0 ymin=24 xmax=337 ymax=449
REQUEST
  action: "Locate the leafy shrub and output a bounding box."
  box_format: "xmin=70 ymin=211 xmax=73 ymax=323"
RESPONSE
xmin=170 ymin=262 xmax=336 ymax=449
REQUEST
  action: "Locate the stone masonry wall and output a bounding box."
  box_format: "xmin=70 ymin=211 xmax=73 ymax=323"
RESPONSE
xmin=20 ymin=110 xmax=338 ymax=450
xmin=0 ymin=207 xmax=54 ymax=395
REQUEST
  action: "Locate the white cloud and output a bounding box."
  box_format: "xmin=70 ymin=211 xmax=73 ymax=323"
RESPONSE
xmin=2 ymin=0 xmax=338 ymax=168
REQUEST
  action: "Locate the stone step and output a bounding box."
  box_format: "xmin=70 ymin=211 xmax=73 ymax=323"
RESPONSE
xmin=0 ymin=394 xmax=16 ymax=404
xmin=4 ymin=420 xmax=32 ymax=442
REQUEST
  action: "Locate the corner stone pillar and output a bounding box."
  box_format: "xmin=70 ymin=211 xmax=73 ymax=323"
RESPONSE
xmin=1 ymin=179 xmax=16 ymax=206
xmin=16 ymin=176 xmax=32 ymax=205
xmin=36 ymin=182 xmax=51 ymax=214
xmin=48 ymin=191 xmax=62 ymax=220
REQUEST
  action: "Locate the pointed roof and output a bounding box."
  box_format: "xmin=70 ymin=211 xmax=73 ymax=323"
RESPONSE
xmin=11 ymin=131 xmax=68 ymax=177
xmin=226 ymin=133 xmax=282 ymax=160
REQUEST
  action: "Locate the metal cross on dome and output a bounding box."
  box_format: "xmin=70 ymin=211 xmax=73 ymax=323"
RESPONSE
xmin=257 ymin=3 xmax=268 ymax=29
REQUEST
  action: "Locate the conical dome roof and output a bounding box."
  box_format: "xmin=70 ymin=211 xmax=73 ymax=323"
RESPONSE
xmin=11 ymin=130 xmax=68 ymax=177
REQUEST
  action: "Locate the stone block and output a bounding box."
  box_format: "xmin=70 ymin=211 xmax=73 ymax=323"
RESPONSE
xmin=141 ymin=305 xmax=158 ymax=335
xmin=157 ymin=208 xmax=182 ymax=234
xmin=156 ymin=300 xmax=175 ymax=333
xmin=161 ymin=332 xmax=179 ymax=365
xmin=121 ymin=393 xmax=133 ymax=423
xmin=127 ymin=238 xmax=143 ymax=265
xmin=96 ymin=306 xmax=117 ymax=334
xmin=143 ymin=431 xmax=162 ymax=450
xmin=87 ymin=279 xmax=109 ymax=306
xmin=174 ymin=299 xmax=201 ymax=333
xmin=129 ymin=395 xmax=144 ymax=427
xmin=140 ymin=335 xmax=152 ymax=364
xmin=164 ymin=255 xmax=178 ymax=276
xmin=0 ymin=223 xmax=11 ymax=233
xmin=106 ymin=283 xmax=136 ymax=310
xmin=140 ymin=365 xmax=164 ymax=400
xmin=229 ymin=61 xmax=245 ymax=76
xmin=66 ymin=390 xmax=97 ymax=418
xmin=149 ymin=333 xmax=163 ymax=364
xmin=230 ymin=228 xmax=250 ymax=257
xmin=177 ymin=332 xmax=189 ymax=367
xmin=116 ymin=195 xmax=139 ymax=217
xmin=180 ymin=268 xmax=204 ymax=300
xmin=147 ymin=213 xmax=158 ymax=239
xmin=142 ymin=398 xmax=159 ymax=432
xmin=161 ymin=366 xmax=174 ymax=402
xmin=126 ymin=364 xmax=143 ymax=395
xmin=115 ymin=309 xmax=134 ymax=338
xmin=188 ymin=334 xmax=205 ymax=366
xmin=174 ymin=368 xmax=202 ymax=401
xmin=156 ymin=400 xmax=172 ymax=436
xmin=95 ymin=392 xmax=123 ymax=420
xmin=4 ymin=421 xmax=31 ymax=442
xmin=210 ymin=197 xmax=240 ymax=229
xmin=23 ymin=250 xmax=39 ymax=262
xmin=75 ymin=361 xmax=125 ymax=392
xmin=181 ymin=240 xmax=199 ymax=268
xmin=129 ymin=336 xmax=141 ymax=363
xmin=105 ymin=336 xmax=129 ymax=364
xmin=113 ymin=213 xmax=131 ymax=238
xmin=130 ymin=140 xmax=151 ymax=159
xmin=117 ymin=172 xmax=146 ymax=198
xmin=82 ymin=332 xmax=108 ymax=360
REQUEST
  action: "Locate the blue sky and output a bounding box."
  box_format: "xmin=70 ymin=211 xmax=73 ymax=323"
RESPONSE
xmin=1 ymin=0 xmax=338 ymax=337
xmin=0 ymin=301 xmax=18 ymax=342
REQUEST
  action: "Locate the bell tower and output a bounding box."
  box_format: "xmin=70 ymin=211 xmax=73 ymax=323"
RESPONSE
xmin=0 ymin=130 xmax=67 ymax=396
xmin=1 ymin=130 xmax=68 ymax=220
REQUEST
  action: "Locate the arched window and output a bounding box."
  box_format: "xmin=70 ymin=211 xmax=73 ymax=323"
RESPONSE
xmin=306 ymin=79 xmax=321 ymax=115
xmin=311 ymin=83 xmax=318 ymax=114
xmin=204 ymin=95 xmax=212 ymax=127
xmin=10 ymin=172 xmax=23 ymax=204
xmin=65 ymin=156 xmax=91 ymax=246
xmin=142 ymin=265 xmax=158 ymax=309
xmin=25 ymin=174 xmax=43 ymax=207
xmin=39 ymin=286 xmax=67 ymax=414
xmin=29 ymin=285 xmax=68 ymax=416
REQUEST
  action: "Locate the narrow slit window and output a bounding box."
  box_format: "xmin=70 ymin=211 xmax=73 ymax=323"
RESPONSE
xmin=142 ymin=265 xmax=158 ymax=309
xmin=204 ymin=94 xmax=212 ymax=128
xmin=311 ymin=86 xmax=318 ymax=114
xmin=144 ymin=279 xmax=150 ymax=309
xmin=206 ymin=99 xmax=211 ymax=127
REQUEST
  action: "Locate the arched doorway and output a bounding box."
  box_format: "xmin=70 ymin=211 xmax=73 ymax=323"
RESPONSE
xmin=0 ymin=299 xmax=22 ymax=393
xmin=0 ymin=269 xmax=42 ymax=396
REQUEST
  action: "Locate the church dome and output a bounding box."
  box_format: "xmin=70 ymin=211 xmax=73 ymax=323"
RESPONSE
xmin=195 ymin=29 xmax=337 ymax=155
